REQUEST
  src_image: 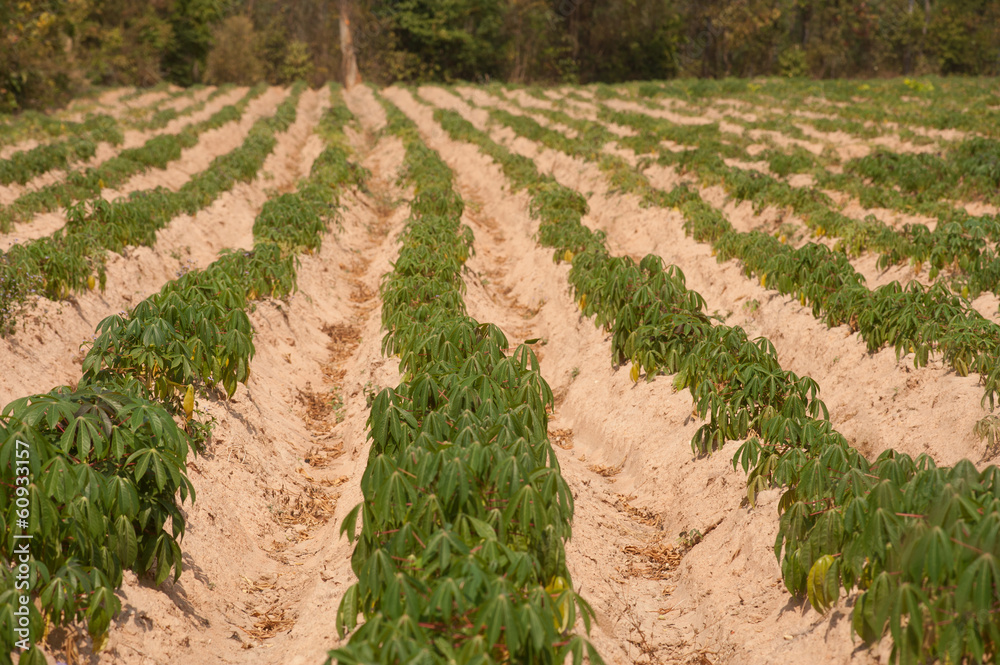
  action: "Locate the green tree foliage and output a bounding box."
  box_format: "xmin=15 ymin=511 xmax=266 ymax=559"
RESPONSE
xmin=0 ymin=1 xmax=83 ymax=112
xmin=349 ymin=0 xmax=999 ymax=83
xmin=1 ymin=0 xmax=999 ymax=112
xmin=74 ymin=0 xmax=174 ymax=86
xmin=366 ymin=0 xmax=508 ymax=81
xmin=161 ymin=0 xmax=229 ymax=85
xmin=204 ymin=15 xmax=265 ymax=84
xmin=280 ymin=40 xmax=315 ymax=83
xmin=243 ymin=0 xmax=339 ymax=85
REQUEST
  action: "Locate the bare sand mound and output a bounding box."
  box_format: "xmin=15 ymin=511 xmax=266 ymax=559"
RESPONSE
xmin=423 ymin=85 xmax=989 ymax=467
xmin=10 ymin=82 xmax=994 ymax=665
xmin=384 ymin=84 xmax=895 ymax=665
xmin=0 ymin=88 xmax=325 ymax=406
xmin=0 ymin=87 xmax=250 ymax=243
xmin=12 ymin=86 xmax=408 ymax=665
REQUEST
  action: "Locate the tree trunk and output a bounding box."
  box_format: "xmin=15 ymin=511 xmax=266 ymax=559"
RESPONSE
xmin=340 ymin=0 xmax=362 ymax=88
xmin=904 ymin=0 xmax=915 ymax=74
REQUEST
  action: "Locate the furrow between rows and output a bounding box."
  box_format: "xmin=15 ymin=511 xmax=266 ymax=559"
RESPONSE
xmin=386 ymin=85 xmax=876 ymax=665
xmin=0 ymin=87 xmax=325 ymax=405
xmin=0 ymin=87 xmax=246 ymax=224
xmin=419 ymin=84 xmax=987 ymax=467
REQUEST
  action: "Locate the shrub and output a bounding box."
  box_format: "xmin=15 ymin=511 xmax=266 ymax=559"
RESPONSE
xmin=204 ymin=16 xmax=264 ymax=85
xmin=278 ymin=40 xmax=313 ymax=84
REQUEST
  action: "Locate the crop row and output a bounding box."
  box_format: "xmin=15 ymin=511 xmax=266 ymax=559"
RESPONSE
xmin=0 ymin=82 xmax=303 ymax=338
xmin=501 ymin=87 xmax=1000 ymax=301
xmin=0 ymin=116 xmax=124 ymax=186
xmin=0 ymin=86 xmax=173 ymax=149
xmin=591 ymin=88 xmax=1000 ymax=267
xmin=508 ymin=85 xmax=994 ymax=261
xmin=473 ymin=95 xmax=1000 ymax=418
xmin=516 ymin=83 xmax=938 ymax=157
xmin=430 ymin=101 xmax=1000 ymax=665
xmin=0 ymin=106 xmax=120 ymax=150
xmin=620 ymin=89 xmax=892 ymax=143
xmin=494 ymin=87 xmax=1000 ymax=297
xmin=116 ymin=86 xmax=172 ymax=104
xmin=106 ymin=86 xmax=192 ymax=121
xmin=553 ymin=84 xmax=881 ymax=155
xmin=589 ymin=83 xmax=942 ymax=156
xmin=632 ymin=91 xmax=1000 ymax=212
xmin=327 ymin=93 xmax=601 ymax=665
xmin=0 ymin=83 xmax=268 ymax=233
xmin=127 ymin=85 xmax=230 ymax=132
xmin=598 ymin=77 xmax=1000 ymax=140
xmin=0 ymin=82 xmax=362 ymax=665
xmin=524 ymin=93 xmax=1000 ymax=284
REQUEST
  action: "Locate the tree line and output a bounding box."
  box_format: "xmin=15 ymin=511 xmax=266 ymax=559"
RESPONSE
xmin=2 ymin=0 xmax=998 ymax=112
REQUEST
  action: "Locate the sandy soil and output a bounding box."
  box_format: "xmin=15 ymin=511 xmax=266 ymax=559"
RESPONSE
xmin=0 ymin=87 xmax=325 ymax=406
xmin=154 ymin=86 xmax=216 ymax=115
xmin=0 ymin=86 xmax=266 ymax=249
xmin=665 ymin=96 xmax=943 ymax=160
xmin=480 ymin=87 xmax=1000 ymax=324
xmin=0 ymin=87 xmax=244 ymax=205
xmin=386 ymin=85 xmax=896 ymax=665
xmin=64 ymin=88 xmax=178 ymax=125
xmin=104 ymin=86 xmax=290 ymax=200
xmin=5 ymin=85 xmax=410 ymax=665
xmin=420 ymin=84 xmax=990 ymax=463
xmin=707 ymin=94 xmax=972 ymax=144
xmin=552 ymin=88 xmax=964 ymax=162
xmin=0 ymin=87 xmax=194 ymax=162
xmin=0 ymin=89 xmax=177 ymax=160
xmin=8 ymin=83 xmax=994 ymax=665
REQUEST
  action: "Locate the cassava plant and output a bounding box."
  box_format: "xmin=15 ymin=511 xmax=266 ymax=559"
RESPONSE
xmin=328 ymin=93 xmax=602 ymax=665
xmin=430 ymin=98 xmax=1000 ymax=665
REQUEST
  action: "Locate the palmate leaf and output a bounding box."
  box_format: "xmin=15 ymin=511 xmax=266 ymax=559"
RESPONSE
xmin=905 ymin=525 xmax=954 ymax=587
xmin=733 ymin=438 xmax=763 ymax=473
xmin=112 ymin=514 xmax=139 ymax=567
xmin=336 ymin=583 xmax=362 ymax=638
xmin=852 ymin=570 xmax=893 ymax=643
xmin=85 ymin=581 xmax=121 ymax=645
xmin=40 ymin=561 xmax=93 ymax=620
xmin=426 ymin=576 xmax=464 ymax=624
xmin=26 ymin=483 xmax=57 ymax=540
xmin=149 ymin=533 xmax=183 ymax=585
xmin=57 ymin=413 xmax=95 ymax=459
xmin=339 ymin=503 xmax=362 ymax=544
xmin=502 ymin=484 xmax=550 ymax=542
xmin=889 ymin=582 xmax=929 ymax=665
xmin=558 ymin=634 xmax=606 ymax=665
xmin=360 ymin=549 xmax=398 ymax=602
xmin=776 ymin=500 xmax=811 ymax=557
xmin=808 ymin=510 xmax=845 ymax=558
xmin=806 ymin=554 xmax=841 ymax=613
xmin=374 ymin=469 xmax=416 ymax=526
xmin=69 ymin=494 xmax=105 ymax=541
xmin=40 ymin=455 xmax=82 ymax=504
xmin=477 ymin=584 xmax=520 ymax=654
xmin=127 ymin=448 xmax=164 ymax=489
xmin=955 ymin=553 xmax=1000 ymax=617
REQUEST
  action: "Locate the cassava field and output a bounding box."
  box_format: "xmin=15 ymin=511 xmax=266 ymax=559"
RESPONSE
xmin=3 ymin=77 xmax=1000 ymax=665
